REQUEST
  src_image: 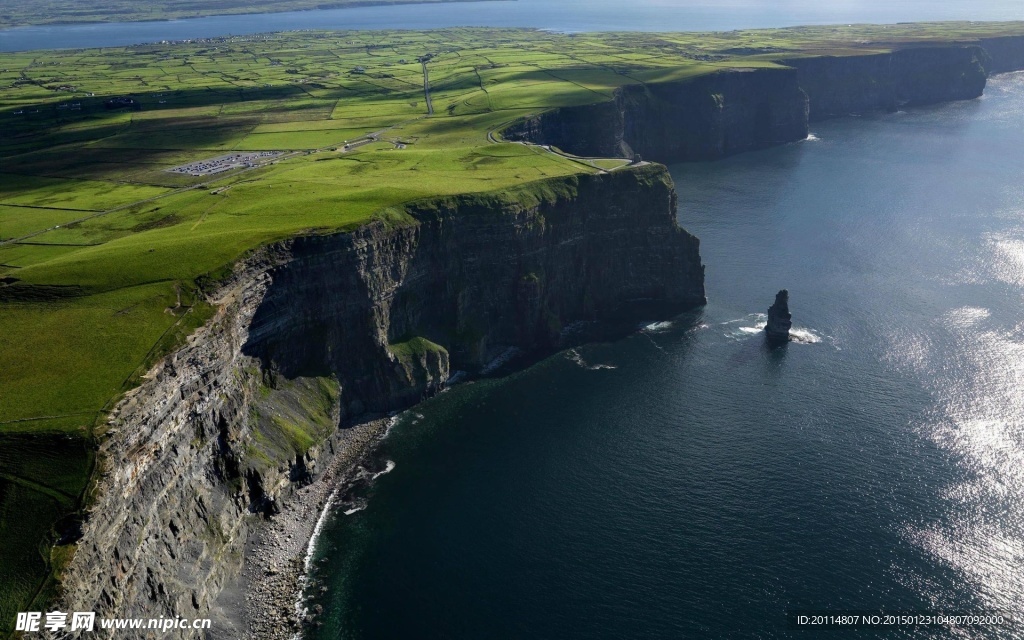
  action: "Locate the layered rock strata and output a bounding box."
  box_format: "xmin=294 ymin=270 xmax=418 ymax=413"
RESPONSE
xmin=503 ymin=67 xmax=810 ymax=162
xmin=504 ymin=43 xmax=1024 ymax=160
xmin=782 ymin=45 xmax=991 ymax=121
xmin=977 ymin=35 xmax=1024 ymax=74
xmin=55 ymin=165 xmax=705 ymax=638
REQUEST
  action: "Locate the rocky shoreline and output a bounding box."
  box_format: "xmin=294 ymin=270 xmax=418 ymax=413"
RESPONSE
xmin=235 ymin=417 xmax=391 ymax=640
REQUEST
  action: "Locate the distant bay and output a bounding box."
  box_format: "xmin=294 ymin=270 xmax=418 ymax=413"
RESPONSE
xmin=1 ymin=0 xmax=1023 ymax=52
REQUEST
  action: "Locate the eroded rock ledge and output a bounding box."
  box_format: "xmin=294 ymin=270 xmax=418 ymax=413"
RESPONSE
xmin=55 ymin=165 xmax=705 ymax=638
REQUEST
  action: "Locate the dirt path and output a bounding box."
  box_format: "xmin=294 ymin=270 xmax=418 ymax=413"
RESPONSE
xmin=422 ymin=61 xmax=434 ymax=115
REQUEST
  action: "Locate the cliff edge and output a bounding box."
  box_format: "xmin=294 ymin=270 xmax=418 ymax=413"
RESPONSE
xmin=503 ymin=43 xmax=1008 ymax=160
xmin=782 ymin=45 xmax=991 ymax=121
xmin=55 ymin=165 xmax=705 ymax=638
xmin=503 ymin=67 xmax=809 ymax=163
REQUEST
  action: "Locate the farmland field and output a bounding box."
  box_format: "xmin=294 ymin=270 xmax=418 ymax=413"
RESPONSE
xmin=2 ymin=22 xmax=1024 ymax=633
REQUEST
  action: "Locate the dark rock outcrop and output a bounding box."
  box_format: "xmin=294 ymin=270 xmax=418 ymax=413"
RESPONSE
xmin=765 ymin=289 xmax=792 ymax=344
xmin=56 ymin=164 xmax=705 ymax=638
xmin=506 ymin=43 xmax=1013 ymax=158
xmin=781 ymin=45 xmax=990 ymax=121
xmin=245 ymin=164 xmax=705 ymax=417
xmin=978 ymin=35 xmax=1024 ymax=74
xmin=503 ymin=67 xmax=809 ymax=163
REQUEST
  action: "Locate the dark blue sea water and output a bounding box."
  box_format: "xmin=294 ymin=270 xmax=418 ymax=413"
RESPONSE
xmin=1 ymin=0 xmax=1022 ymax=52
xmin=304 ymin=73 xmax=1024 ymax=639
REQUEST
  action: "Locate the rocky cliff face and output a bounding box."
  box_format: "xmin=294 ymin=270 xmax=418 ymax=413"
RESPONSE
xmin=781 ymin=45 xmax=990 ymax=121
xmin=978 ymin=35 xmax=1024 ymax=74
xmin=245 ymin=165 xmax=705 ymax=418
xmin=506 ymin=44 xmax=1012 ymax=156
xmin=56 ymin=165 xmax=705 ymax=637
xmin=503 ymin=67 xmax=810 ymax=162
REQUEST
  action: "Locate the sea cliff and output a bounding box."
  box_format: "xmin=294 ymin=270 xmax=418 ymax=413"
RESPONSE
xmin=54 ymin=165 xmax=705 ymax=638
xmin=782 ymin=45 xmax=990 ymax=121
xmin=978 ymin=35 xmax=1024 ymax=73
xmin=50 ymin=34 xmax=1024 ymax=639
xmin=245 ymin=166 xmax=704 ymax=418
xmin=503 ymin=67 xmax=810 ymax=162
xmin=503 ymin=42 xmax=1022 ymax=159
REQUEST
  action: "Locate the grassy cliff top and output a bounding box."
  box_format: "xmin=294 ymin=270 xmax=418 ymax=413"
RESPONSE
xmin=3 ymin=22 xmax=1024 ymax=431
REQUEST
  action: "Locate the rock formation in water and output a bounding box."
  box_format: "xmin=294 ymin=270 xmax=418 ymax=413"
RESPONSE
xmin=765 ymin=289 xmax=792 ymax=344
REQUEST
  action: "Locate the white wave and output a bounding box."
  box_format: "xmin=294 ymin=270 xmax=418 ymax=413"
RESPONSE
xmin=302 ymin=488 xmax=339 ymax=574
xmin=643 ymin=320 xmax=673 ymax=332
xmin=722 ymin=313 xmax=767 ymax=325
xmin=722 ymin=314 xmax=767 ymax=340
xmin=371 ymin=460 xmax=396 ymax=481
xmin=722 ymin=313 xmax=824 ymax=345
xmin=566 ymin=348 xmax=617 ymax=370
xmin=382 ymin=414 xmax=400 ymax=438
xmin=294 ymin=484 xmax=343 ymax=637
xmin=789 ymin=328 xmax=822 ymax=344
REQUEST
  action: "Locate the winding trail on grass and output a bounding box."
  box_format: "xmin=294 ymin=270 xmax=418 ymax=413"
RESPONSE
xmin=485 ymin=120 xmax=641 ymax=174
xmin=422 ymin=61 xmax=434 ymax=115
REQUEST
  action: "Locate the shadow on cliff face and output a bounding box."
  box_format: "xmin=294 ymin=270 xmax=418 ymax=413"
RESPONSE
xmin=503 ymin=66 xmax=810 ymax=163
xmin=242 ymin=167 xmax=706 ymax=424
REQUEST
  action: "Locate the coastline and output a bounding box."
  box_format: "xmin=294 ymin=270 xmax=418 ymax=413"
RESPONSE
xmin=231 ymin=416 xmax=392 ymax=640
xmin=27 ymin=27 xmax=1024 ymax=638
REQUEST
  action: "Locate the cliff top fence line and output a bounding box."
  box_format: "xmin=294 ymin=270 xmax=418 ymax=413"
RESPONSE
xmin=2 ymin=22 xmax=1024 ymax=635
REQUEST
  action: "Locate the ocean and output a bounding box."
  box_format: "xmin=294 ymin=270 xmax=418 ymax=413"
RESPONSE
xmin=304 ymin=72 xmax=1024 ymax=639
xmin=1 ymin=0 xmax=1022 ymax=52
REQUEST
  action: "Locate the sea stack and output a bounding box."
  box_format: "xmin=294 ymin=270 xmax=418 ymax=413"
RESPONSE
xmin=765 ymin=289 xmax=793 ymax=344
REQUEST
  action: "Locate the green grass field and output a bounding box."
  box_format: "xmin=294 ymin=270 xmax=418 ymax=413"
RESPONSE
xmin=2 ymin=22 xmax=1024 ymax=634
